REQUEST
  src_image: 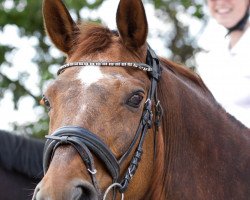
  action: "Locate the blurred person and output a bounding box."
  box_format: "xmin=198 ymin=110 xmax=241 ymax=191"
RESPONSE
xmin=196 ymin=0 xmax=250 ymax=128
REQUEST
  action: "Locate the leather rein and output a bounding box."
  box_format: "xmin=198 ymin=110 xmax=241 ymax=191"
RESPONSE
xmin=43 ymin=45 xmax=162 ymax=199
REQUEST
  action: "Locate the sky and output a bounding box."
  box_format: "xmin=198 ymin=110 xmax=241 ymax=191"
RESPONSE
xmin=0 ymin=0 xmax=225 ymax=133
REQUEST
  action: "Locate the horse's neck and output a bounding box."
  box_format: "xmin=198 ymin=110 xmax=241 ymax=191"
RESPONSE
xmin=165 ymin=71 xmax=249 ymax=155
xmin=151 ymin=70 xmax=250 ymax=199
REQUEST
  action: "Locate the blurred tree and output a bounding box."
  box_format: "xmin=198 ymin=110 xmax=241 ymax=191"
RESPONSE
xmin=149 ymin=0 xmax=206 ymax=68
xmin=0 ymin=0 xmax=104 ymax=137
xmin=0 ymin=0 xmax=206 ymax=138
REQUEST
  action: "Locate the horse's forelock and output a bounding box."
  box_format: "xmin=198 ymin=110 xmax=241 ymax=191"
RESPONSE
xmin=69 ymin=23 xmax=117 ymax=60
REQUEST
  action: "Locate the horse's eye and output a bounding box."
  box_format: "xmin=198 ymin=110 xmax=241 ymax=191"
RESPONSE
xmin=127 ymin=93 xmax=144 ymax=108
xmin=40 ymin=95 xmax=51 ymax=111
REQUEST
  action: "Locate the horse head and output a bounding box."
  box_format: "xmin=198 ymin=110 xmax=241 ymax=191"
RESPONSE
xmin=33 ymin=0 xmax=162 ymax=199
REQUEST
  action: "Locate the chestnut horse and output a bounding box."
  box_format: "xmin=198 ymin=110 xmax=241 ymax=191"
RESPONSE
xmin=33 ymin=0 xmax=250 ymax=199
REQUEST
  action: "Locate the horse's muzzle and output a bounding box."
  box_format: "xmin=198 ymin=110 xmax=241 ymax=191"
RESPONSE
xmin=32 ymin=179 xmax=98 ymax=200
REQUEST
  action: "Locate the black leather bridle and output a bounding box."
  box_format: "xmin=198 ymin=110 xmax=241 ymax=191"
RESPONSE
xmin=43 ymin=45 xmax=162 ymax=199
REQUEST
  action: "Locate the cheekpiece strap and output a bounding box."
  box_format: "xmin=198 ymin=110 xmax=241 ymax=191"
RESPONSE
xmin=118 ymin=45 xmax=162 ymax=193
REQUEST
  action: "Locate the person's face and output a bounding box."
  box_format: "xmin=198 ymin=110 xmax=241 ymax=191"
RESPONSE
xmin=207 ymin=0 xmax=249 ymax=28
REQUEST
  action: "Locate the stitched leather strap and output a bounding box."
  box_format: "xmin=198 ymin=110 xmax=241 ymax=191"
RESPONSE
xmin=43 ymin=126 xmax=120 ymax=181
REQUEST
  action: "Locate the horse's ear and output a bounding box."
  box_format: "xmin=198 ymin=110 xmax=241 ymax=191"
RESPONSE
xmin=43 ymin=0 xmax=78 ymax=54
xmin=116 ymin=0 xmax=148 ymax=49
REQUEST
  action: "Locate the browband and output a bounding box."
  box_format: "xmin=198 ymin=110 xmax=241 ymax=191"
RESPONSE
xmin=58 ymin=61 xmax=152 ymax=75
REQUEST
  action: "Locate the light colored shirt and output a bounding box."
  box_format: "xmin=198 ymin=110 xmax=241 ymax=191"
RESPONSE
xmin=196 ymin=27 xmax=250 ymax=128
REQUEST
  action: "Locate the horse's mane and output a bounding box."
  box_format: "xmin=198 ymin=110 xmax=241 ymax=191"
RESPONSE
xmin=0 ymin=130 xmax=44 ymax=179
xmin=159 ymin=57 xmax=210 ymax=92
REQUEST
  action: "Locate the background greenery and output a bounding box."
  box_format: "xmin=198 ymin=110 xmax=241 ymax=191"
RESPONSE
xmin=0 ymin=0 xmax=206 ymax=138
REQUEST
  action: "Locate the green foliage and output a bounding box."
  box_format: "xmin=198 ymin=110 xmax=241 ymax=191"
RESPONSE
xmin=0 ymin=0 xmax=206 ymax=138
xmin=0 ymin=45 xmax=12 ymax=63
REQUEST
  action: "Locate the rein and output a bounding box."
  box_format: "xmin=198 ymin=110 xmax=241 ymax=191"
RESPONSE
xmin=43 ymin=45 xmax=162 ymax=199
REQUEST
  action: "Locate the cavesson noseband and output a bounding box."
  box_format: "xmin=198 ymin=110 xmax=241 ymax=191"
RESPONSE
xmin=43 ymin=45 xmax=162 ymax=199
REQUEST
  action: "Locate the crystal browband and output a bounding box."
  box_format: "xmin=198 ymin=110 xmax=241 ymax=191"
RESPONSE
xmin=57 ymin=61 xmax=153 ymax=75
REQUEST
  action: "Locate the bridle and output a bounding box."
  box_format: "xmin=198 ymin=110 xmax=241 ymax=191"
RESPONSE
xmin=43 ymin=45 xmax=162 ymax=199
xmin=43 ymin=45 xmax=163 ymax=199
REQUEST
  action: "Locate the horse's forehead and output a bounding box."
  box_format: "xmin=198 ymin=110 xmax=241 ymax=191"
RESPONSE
xmin=76 ymin=66 xmax=128 ymax=88
xmin=47 ymin=66 xmax=148 ymax=98
xmin=77 ymin=66 xmax=105 ymax=87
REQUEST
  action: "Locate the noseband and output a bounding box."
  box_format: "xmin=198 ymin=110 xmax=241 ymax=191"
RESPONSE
xmin=43 ymin=45 xmax=162 ymax=198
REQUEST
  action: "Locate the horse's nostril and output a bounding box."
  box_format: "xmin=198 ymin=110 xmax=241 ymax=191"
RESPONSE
xmin=72 ymin=186 xmax=84 ymax=200
xmin=72 ymin=183 xmax=98 ymax=200
xmin=33 ymin=181 xmax=98 ymax=200
xmin=32 ymin=184 xmax=42 ymax=200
